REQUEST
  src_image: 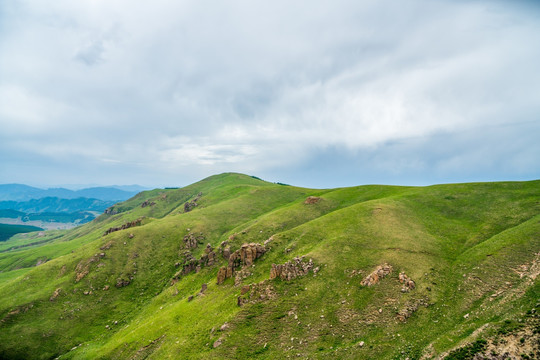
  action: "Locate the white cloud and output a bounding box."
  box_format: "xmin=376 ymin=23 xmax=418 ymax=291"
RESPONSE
xmin=0 ymin=0 xmax=539 ymax=186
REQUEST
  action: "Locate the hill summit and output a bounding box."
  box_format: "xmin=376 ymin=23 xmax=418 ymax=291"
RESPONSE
xmin=0 ymin=173 xmax=538 ymax=359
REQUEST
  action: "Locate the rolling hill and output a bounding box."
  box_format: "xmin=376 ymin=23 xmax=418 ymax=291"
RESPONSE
xmin=0 ymin=173 xmax=538 ymax=359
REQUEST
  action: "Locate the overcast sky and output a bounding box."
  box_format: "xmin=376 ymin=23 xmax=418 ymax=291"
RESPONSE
xmin=1 ymin=0 xmax=539 ymax=189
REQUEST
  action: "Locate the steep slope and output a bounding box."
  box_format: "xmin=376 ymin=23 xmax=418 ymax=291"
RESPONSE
xmin=0 ymin=174 xmax=538 ymax=359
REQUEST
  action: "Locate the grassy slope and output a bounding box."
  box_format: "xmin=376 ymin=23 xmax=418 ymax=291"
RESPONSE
xmin=0 ymin=173 xmax=538 ymax=359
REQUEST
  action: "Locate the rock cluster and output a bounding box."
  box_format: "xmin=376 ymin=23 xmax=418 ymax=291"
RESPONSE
xmin=200 ymin=244 xmax=217 ymax=267
xmin=176 ymin=251 xmax=199 ymax=277
xmin=75 ymin=253 xmax=102 ymax=282
xmin=184 ymin=192 xmax=202 ymax=212
xmin=398 ymin=272 xmax=416 ymax=292
xmin=183 ymin=232 xmax=204 ymax=249
xmin=396 ymin=297 xmax=429 ymax=321
xmin=361 ymin=263 xmax=393 ymax=286
xmin=216 ymin=243 xmax=266 ymax=284
xmin=141 ymin=200 xmax=156 ymax=208
xmin=115 ymin=278 xmax=131 ymax=288
xmin=103 ymin=218 xmax=144 ymax=236
xmin=172 ymin=243 xmax=217 ymax=282
xmin=269 ymin=256 xmax=318 ymax=281
xmin=237 ymin=282 xmax=276 ymax=306
xmin=304 ymin=196 xmax=322 ymax=205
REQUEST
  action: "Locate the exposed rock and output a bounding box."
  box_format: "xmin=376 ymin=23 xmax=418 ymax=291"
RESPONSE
xmin=200 ymin=244 xmax=217 ymax=267
xmin=217 ymin=267 xmax=228 ymax=285
xmin=269 ymin=256 xmax=315 ymax=281
xmin=183 ymin=233 xmax=204 ymax=249
xmin=213 ymin=338 xmax=222 ymax=348
xmin=361 ymin=263 xmax=393 ymax=286
xmin=234 ymin=268 xmax=253 ymax=286
xmin=141 ymin=200 xmax=156 ymax=208
xmin=220 ymin=322 xmax=229 ymax=331
xmin=35 ymin=258 xmax=47 ymax=266
xmin=187 ymin=295 xmax=194 ymax=302
xmin=75 ymin=254 xmax=103 ymax=282
xmin=304 ymin=196 xmax=322 ymax=205
xmin=237 ymin=281 xmax=277 ymax=306
xmin=100 ymin=241 xmax=113 ymax=250
xmin=398 ymin=272 xmax=416 ymax=292
xmin=103 ymin=285 xmax=110 ymax=291
xmin=103 ymin=217 xmax=144 ymax=236
xmin=222 ymin=246 xmax=231 ymax=260
xmin=396 ymin=297 xmax=430 ymax=322
xmin=128 ymin=233 xmax=134 ymax=239
xmin=115 ymin=278 xmax=131 ymax=288
xmin=184 ymin=192 xmax=203 ymax=213
xmin=199 ymin=283 xmax=207 ymax=295
xmin=264 ymin=235 xmax=274 ymax=246
xmin=217 ymin=243 xmax=266 ymax=284
xmin=49 ymin=288 xmax=61 ymax=301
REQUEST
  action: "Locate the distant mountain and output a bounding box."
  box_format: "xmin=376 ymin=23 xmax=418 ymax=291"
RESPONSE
xmin=0 ymin=197 xmax=115 ymax=214
xmin=0 ymin=184 xmax=139 ymax=201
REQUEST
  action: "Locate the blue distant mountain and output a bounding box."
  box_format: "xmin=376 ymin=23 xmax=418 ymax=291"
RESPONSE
xmin=0 ymin=184 xmax=141 ymax=201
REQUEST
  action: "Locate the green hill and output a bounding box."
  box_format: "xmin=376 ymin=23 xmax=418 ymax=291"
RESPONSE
xmin=0 ymin=223 xmax=43 ymax=242
xmin=0 ymin=173 xmax=538 ymax=359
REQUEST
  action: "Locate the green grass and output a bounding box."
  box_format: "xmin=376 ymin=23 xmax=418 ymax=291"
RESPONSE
xmin=0 ymin=173 xmax=538 ymax=359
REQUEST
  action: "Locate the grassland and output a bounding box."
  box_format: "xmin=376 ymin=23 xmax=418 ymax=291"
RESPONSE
xmin=0 ymin=173 xmax=538 ymax=359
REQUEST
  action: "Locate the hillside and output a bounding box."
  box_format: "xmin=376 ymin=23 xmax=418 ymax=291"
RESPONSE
xmin=0 ymin=173 xmax=538 ymax=359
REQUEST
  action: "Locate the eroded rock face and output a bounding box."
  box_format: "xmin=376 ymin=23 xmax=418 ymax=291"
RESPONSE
xmin=270 ymin=256 xmax=316 ymax=281
xmin=217 ymin=243 xmax=266 ymax=284
xmin=361 ymin=263 xmax=393 ymax=286
xmin=398 ymin=272 xmax=416 ymax=292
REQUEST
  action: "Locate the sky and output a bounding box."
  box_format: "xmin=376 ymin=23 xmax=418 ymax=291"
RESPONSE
xmin=1 ymin=0 xmax=539 ymax=189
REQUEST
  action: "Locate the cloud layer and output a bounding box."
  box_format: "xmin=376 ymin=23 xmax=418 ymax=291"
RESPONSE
xmin=1 ymin=0 xmax=539 ymax=187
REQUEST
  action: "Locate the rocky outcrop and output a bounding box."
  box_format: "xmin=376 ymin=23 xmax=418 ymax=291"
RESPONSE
xmin=115 ymin=278 xmax=131 ymax=288
xmin=269 ymin=256 xmax=318 ymax=281
xmin=304 ymin=196 xmax=321 ymax=205
xmin=183 ymin=232 xmax=204 ymax=249
xmin=141 ymin=200 xmax=156 ymax=208
xmin=398 ymin=272 xmax=416 ymax=292
xmin=184 ymin=192 xmax=202 ymax=213
xmin=176 ymin=251 xmax=199 ymax=277
xmin=103 ymin=217 xmax=144 ymax=236
xmin=200 ymin=244 xmax=217 ymax=267
xmin=396 ymin=297 xmax=429 ymax=321
xmin=361 ymin=263 xmax=393 ymax=286
xmin=216 ymin=243 xmax=266 ymax=285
